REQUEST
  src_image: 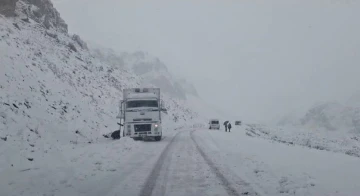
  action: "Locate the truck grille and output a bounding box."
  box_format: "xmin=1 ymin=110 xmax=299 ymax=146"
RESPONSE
xmin=134 ymin=124 xmax=151 ymax=132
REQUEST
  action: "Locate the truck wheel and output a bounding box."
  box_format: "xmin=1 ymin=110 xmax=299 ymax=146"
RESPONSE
xmin=154 ymin=136 xmax=162 ymax=141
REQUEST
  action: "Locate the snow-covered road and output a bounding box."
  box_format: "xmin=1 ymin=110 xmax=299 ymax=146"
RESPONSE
xmin=139 ymin=130 xmax=257 ymax=196
xmin=73 ymin=130 xmax=257 ymax=196
xmin=3 ymin=126 xmax=360 ymax=196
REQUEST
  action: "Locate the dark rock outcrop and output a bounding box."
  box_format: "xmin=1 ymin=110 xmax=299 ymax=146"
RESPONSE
xmin=72 ymin=34 xmax=88 ymax=50
xmin=0 ymin=0 xmax=18 ymax=17
xmin=22 ymin=0 xmax=68 ymax=33
xmin=68 ymin=42 xmax=77 ymax=52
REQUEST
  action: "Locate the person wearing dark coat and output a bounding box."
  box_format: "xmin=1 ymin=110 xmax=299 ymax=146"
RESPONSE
xmin=223 ymin=121 xmax=228 ymax=132
xmin=228 ymin=123 xmax=232 ymax=132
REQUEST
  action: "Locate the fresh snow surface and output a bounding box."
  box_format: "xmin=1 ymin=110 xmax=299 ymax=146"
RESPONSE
xmin=0 ymin=130 xmax=176 ymax=196
xmin=193 ymin=127 xmax=360 ymax=196
xmin=2 ymin=125 xmax=360 ymax=196
xmin=245 ymin=124 xmax=360 ymax=158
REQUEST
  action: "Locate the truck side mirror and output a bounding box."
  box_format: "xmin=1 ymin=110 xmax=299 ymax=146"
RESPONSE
xmin=117 ymin=122 xmax=123 ymax=126
xmin=117 ymin=100 xmax=125 ymax=119
xmin=161 ymin=99 xmax=166 ymax=106
xmin=160 ymin=99 xmax=167 ymax=113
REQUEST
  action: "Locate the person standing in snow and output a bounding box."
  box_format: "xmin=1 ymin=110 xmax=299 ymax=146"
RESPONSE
xmin=228 ymin=123 xmax=232 ymax=132
xmin=223 ymin=121 xmax=228 ymax=132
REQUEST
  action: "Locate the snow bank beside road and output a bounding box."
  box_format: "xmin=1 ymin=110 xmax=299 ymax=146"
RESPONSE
xmin=0 ymin=134 xmax=173 ymax=196
xmin=193 ymin=127 xmax=360 ymax=196
xmin=245 ymin=124 xmax=360 ymax=158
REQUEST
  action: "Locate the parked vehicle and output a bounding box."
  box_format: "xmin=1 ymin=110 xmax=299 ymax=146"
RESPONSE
xmin=209 ymin=119 xmax=220 ymax=130
xmin=235 ymin=121 xmax=242 ymax=126
xmin=116 ymin=88 xmax=166 ymax=141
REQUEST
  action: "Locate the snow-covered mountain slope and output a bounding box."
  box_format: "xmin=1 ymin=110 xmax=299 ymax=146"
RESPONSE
xmin=0 ymin=0 xmax=201 ymax=191
xmin=91 ymin=49 xmax=199 ymax=100
xmin=277 ymin=111 xmax=303 ymax=127
xmin=245 ymin=123 xmax=360 ymax=158
xmin=300 ymin=102 xmax=353 ymax=131
xmin=266 ymin=99 xmax=360 ymax=158
xmin=277 ymin=101 xmax=360 ymax=134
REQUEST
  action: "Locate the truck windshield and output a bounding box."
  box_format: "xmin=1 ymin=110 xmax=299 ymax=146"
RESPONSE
xmin=126 ymin=100 xmax=158 ymax=108
xmin=211 ymin=121 xmax=219 ymax=124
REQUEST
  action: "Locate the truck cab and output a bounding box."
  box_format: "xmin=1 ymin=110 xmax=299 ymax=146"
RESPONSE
xmin=117 ymin=88 xmax=165 ymax=141
xmin=209 ymin=119 xmax=220 ymax=130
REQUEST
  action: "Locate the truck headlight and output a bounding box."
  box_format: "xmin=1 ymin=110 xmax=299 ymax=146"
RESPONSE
xmin=154 ymin=124 xmax=158 ymax=128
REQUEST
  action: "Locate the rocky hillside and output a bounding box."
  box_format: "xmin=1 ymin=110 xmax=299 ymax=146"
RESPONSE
xmin=1 ymin=0 xmax=67 ymax=32
xmin=0 ymin=0 xmax=17 ymax=17
xmin=0 ymin=0 xmax=200 ymax=178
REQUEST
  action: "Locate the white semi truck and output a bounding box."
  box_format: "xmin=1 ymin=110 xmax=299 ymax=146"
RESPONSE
xmin=117 ymin=88 xmax=165 ymax=141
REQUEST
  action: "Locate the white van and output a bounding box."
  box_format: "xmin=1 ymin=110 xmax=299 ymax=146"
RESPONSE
xmin=209 ymin=119 xmax=220 ymax=130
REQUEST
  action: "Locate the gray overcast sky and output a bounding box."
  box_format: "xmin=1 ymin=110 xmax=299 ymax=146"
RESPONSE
xmin=53 ymin=0 xmax=360 ymax=123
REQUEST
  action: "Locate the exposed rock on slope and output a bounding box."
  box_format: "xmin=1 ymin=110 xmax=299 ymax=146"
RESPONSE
xmin=0 ymin=0 xmax=18 ymax=17
xmin=72 ymin=34 xmax=88 ymax=50
xmin=4 ymin=0 xmax=68 ymax=33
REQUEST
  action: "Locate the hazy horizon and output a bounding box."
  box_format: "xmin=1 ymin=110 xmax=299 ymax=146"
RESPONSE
xmin=53 ymin=0 xmax=360 ymax=123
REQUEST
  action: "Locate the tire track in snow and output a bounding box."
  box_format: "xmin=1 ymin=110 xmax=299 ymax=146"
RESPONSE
xmin=139 ymin=131 xmax=181 ymax=196
xmin=75 ymin=135 xmax=176 ymax=196
xmin=190 ymin=130 xmax=258 ymax=196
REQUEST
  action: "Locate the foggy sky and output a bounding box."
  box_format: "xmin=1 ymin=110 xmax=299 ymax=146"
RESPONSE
xmin=53 ymin=0 xmax=360 ymax=123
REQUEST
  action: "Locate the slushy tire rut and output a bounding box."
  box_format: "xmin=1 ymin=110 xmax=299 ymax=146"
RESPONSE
xmin=190 ymin=131 xmax=247 ymax=196
xmin=139 ymin=132 xmax=181 ymax=196
xmin=140 ymin=130 xmax=258 ymax=196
